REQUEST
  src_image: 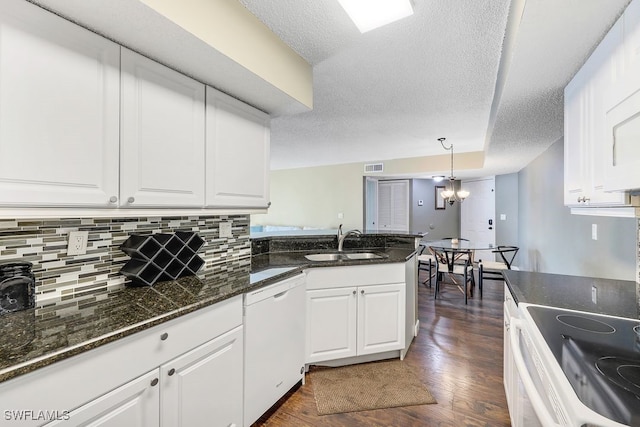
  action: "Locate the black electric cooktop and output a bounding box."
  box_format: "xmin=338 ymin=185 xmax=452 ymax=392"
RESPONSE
xmin=526 ymin=306 xmax=640 ymax=426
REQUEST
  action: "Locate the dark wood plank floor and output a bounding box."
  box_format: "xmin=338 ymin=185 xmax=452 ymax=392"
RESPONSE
xmin=254 ymin=271 xmax=511 ymax=426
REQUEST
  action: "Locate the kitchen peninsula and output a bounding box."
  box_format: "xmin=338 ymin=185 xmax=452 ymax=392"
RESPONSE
xmin=0 ymin=230 xmax=419 ymax=427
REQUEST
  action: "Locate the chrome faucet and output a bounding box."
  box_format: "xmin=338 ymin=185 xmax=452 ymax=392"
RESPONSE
xmin=337 ymin=224 xmax=362 ymax=251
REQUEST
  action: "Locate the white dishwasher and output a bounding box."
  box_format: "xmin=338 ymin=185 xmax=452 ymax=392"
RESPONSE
xmin=243 ymin=273 xmax=306 ymax=427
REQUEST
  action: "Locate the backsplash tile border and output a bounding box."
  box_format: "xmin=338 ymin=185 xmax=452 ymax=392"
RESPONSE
xmin=0 ymin=215 xmax=250 ymax=303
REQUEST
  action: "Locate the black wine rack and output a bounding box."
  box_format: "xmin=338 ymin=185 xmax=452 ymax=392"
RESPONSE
xmin=119 ymin=231 xmax=205 ymax=286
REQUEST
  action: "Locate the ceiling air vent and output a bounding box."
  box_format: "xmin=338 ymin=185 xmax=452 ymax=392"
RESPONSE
xmin=364 ymin=163 xmax=384 ymax=173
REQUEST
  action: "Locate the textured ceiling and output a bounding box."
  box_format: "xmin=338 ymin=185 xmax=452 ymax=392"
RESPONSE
xmin=240 ymin=0 xmax=631 ymax=176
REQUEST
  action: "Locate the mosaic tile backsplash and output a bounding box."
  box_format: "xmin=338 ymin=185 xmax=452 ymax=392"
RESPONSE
xmin=0 ymin=216 xmax=250 ymax=302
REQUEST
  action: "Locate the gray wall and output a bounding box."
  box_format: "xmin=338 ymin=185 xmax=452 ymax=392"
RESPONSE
xmin=410 ymin=178 xmax=460 ymax=239
xmin=517 ymin=137 xmax=636 ymax=280
xmin=495 ymin=173 xmax=519 ymax=251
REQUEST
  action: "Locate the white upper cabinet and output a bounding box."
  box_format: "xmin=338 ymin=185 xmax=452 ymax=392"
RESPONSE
xmin=206 ymin=87 xmax=270 ymax=208
xmin=0 ymin=0 xmax=120 ymax=207
xmin=120 ymin=48 xmax=205 ymax=207
xmin=563 ymin=68 xmax=588 ymax=206
xmin=604 ymin=0 xmax=640 ymax=192
xmin=0 ymin=1 xmax=270 ymax=215
xmin=564 ymin=3 xmax=639 ymax=210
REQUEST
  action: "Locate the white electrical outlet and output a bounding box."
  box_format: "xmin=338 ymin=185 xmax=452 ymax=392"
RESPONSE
xmin=591 ymin=285 xmax=597 ymax=304
xmin=219 ymin=221 xmax=233 ymax=238
xmin=67 ymin=230 xmax=89 ymax=255
xmin=591 ymin=224 xmax=598 ymax=240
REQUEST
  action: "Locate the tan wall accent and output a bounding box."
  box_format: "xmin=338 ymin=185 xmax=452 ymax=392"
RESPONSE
xmin=140 ymin=0 xmax=312 ymax=108
xmin=251 ymin=151 xmax=485 ymax=229
xmin=375 ymin=151 xmax=485 ymax=176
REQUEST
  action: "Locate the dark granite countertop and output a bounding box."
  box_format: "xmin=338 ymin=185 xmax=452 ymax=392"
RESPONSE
xmin=503 ymin=270 xmax=639 ymax=319
xmin=0 ymin=246 xmax=415 ymax=384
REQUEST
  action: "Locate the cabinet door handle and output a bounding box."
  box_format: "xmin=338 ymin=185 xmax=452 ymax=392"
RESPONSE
xmin=361 ymin=289 xmax=365 ymax=295
xmin=160 ymin=332 xmax=168 ymax=341
xmin=109 ymin=196 xmax=118 ymax=203
xmin=127 ymin=197 xmax=135 ymax=204
xmin=168 ymin=368 xmax=176 ymax=376
xmin=352 ymin=290 xmax=356 ymax=295
xmin=150 ymin=378 xmax=159 ymax=387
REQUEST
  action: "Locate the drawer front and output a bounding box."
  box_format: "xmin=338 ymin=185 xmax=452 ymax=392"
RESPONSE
xmin=0 ymin=296 xmax=242 ymax=427
xmin=305 ymin=263 xmax=405 ymax=290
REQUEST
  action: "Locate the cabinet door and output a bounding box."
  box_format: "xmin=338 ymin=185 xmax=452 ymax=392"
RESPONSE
xmin=160 ymin=326 xmax=243 ymax=427
xmin=587 ymin=22 xmax=629 ymax=205
xmin=357 ymin=283 xmax=405 ymax=356
xmin=121 ymin=48 xmax=205 ymax=207
xmin=306 ymin=287 xmax=357 ymax=363
xmin=205 ymin=87 xmax=270 ymax=208
xmin=622 ymin=0 xmax=640 ymax=98
xmin=0 ymin=0 xmax=119 ymax=207
xmin=45 ymin=370 xmax=160 ymax=427
xmin=563 ymin=72 xmax=588 ymax=206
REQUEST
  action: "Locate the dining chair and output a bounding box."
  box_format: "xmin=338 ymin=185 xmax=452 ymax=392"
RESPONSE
xmin=478 ymin=246 xmax=519 ymax=297
xmin=432 ymin=247 xmax=475 ymax=304
xmin=417 ymin=245 xmax=436 ymax=287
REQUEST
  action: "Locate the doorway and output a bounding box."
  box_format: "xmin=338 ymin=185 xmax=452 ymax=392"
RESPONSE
xmin=460 ymin=177 xmax=496 ymax=249
xmin=364 ymin=178 xmax=409 ymax=232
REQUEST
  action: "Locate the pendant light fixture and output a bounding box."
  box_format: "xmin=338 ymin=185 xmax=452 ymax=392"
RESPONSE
xmin=438 ymin=137 xmax=469 ymax=205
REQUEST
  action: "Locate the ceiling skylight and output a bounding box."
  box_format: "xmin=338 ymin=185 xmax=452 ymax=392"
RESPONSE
xmin=337 ymin=0 xmax=414 ymax=33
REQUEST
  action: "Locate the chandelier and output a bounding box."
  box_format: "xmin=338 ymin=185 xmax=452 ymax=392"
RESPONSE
xmin=438 ymin=137 xmax=469 ymax=205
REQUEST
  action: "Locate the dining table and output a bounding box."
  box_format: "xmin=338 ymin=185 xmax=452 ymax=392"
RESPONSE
xmin=420 ymin=239 xmax=498 ymax=301
xmin=422 ymin=239 xmax=495 ymax=251
xmin=422 ymin=239 xmax=498 ymax=262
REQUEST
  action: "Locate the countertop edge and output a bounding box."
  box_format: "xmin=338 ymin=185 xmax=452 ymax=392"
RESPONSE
xmin=0 ymin=249 xmax=416 ymax=384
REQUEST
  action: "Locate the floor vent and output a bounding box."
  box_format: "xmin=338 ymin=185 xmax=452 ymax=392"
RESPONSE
xmin=364 ymin=163 xmax=384 ymax=173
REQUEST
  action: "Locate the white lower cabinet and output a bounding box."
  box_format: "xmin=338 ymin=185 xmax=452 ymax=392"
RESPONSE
xmin=45 ymin=370 xmax=160 ymax=427
xmin=503 ymin=284 xmax=519 ymax=425
xmin=160 ymin=327 xmax=243 ymax=427
xmin=0 ymin=296 xmax=243 ymax=427
xmin=306 ymin=287 xmax=358 ymax=362
xmin=47 ymin=327 xmax=243 ymax=427
xmin=305 ymin=264 xmax=406 ymax=365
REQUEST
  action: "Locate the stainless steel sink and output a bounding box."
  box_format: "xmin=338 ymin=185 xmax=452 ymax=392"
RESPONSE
xmin=304 ymin=252 xmax=387 ymax=261
xmin=304 ymin=253 xmax=343 ymax=261
xmin=344 ymin=252 xmax=385 ymax=260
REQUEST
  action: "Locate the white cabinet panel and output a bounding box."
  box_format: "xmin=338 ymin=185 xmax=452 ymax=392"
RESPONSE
xmin=45 ymin=370 xmax=160 ymax=427
xmin=305 ymin=265 xmax=407 ymax=365
xmin=205 ymin=87 xmax=270 ymax=208
xmin=622 ymin=0 xmax=640 ymax=98
xmin=563 ymin=74 xmax=587 ymax=206
xmin=0 ymin=0 xmax=119 ymax=207
xmin=564 ymin=15 xmax=633 ymax=207
xmin=161 ymin=326 xmax=243 ymax=427
xmin=357 ymin=283 xmax=405 ymax=356
xmin=120 ymin=48 xmax=205 ymax=207
xmin=603 ymin=0 xmax=640 ymax=192
xmin=306 ymin=287 xmax=357 ymax=363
